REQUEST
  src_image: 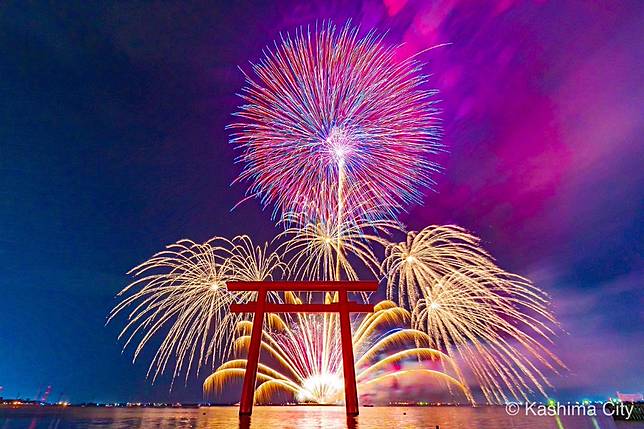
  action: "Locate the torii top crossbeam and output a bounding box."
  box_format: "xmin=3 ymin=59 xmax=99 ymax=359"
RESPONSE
xmin=227 ymin=280 xmax=378 ymax=292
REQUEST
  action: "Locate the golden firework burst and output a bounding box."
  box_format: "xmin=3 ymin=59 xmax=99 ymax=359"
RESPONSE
xmin=108 ymin=235 xmax=286 ymax=384
xmin=384 ymin=225 xmax=565 ymax=403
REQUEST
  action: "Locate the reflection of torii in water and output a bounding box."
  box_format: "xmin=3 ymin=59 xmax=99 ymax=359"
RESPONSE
xmin=228 ymin=281 xmax=377 ymax=417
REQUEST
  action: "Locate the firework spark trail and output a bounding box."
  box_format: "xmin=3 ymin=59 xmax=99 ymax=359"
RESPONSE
xmin=230 ymin=22 xmax=441 ymax=223
xmin=108 ymin=236 xmax=286 ymax=385
xmin=384 ymin=225 xmax=565 ymax=403
xmin=383 ymin=225 xmax=501 ymax=309
xmin=204 ymin=300 xmax=469 ymax=404
xmin=277 ymin=211 xmax=396 ymax=283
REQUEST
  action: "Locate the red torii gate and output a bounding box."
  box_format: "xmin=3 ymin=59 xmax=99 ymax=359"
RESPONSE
xmin=228 ymin=281 xmax=378 ymax=416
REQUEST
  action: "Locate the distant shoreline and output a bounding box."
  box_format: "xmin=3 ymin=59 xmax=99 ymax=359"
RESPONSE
xmin=0 ymin=402 xmax=583 ymax=409
xmin=0 ymin=403 xmax=497 ymax=409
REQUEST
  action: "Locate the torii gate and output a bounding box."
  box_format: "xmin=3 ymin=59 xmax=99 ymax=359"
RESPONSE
xmin=228 ymin=281 xmax=377 ymax=416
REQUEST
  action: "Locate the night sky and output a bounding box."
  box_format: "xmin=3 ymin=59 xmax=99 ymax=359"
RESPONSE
xmin=1 ymin=1 xmax=642 ymax=403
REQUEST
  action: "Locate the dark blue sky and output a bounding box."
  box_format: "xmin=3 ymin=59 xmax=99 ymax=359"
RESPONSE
xmin=1 ymin=1 xmax=642 ymax=403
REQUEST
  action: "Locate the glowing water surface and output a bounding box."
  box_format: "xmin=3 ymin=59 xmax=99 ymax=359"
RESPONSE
xmin=2 ymin=406 xmax=639 ymax=429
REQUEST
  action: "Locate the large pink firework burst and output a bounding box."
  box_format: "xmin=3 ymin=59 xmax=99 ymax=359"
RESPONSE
xmin=229 ymin=22 xmax=442 ymax=222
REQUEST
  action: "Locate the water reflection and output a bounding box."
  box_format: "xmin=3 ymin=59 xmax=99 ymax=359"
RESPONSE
xmin=0 ymin=406 xmax=626 ymax=429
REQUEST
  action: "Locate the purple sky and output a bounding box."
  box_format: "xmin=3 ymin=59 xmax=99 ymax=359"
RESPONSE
xmin=1 ymin=0 xmax=642 ymax=403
